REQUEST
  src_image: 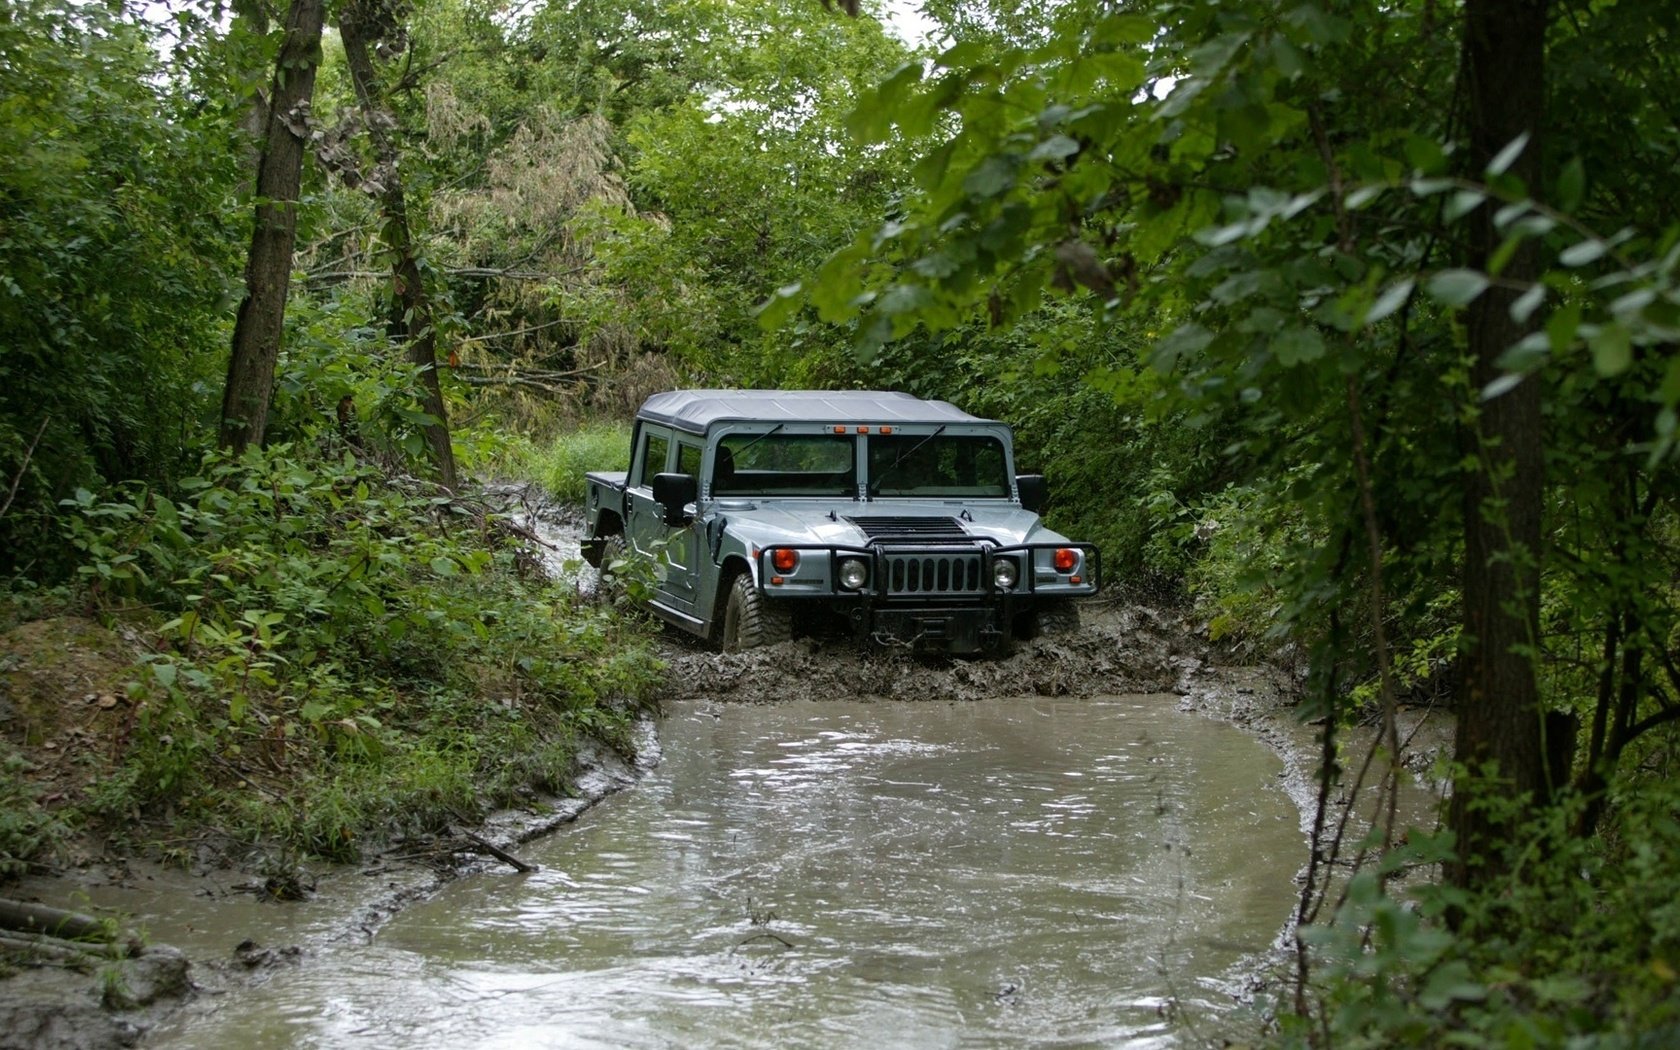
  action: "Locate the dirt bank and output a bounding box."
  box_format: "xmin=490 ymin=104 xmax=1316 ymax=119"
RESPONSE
xmin=0 ymin=724 xmax=658 ymax=1050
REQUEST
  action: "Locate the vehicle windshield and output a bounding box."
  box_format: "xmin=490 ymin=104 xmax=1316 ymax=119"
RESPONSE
xmin=713 ymin=434 xmax=856 ymax=497
xmin=868 ymin=434 xmax=1010 ymax=498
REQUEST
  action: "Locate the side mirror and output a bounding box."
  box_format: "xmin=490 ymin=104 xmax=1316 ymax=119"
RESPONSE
xmin=1016 ymin=474 xmax=1048 ymax=513
xmin=652 ymin=472 xmax=698 ymax=526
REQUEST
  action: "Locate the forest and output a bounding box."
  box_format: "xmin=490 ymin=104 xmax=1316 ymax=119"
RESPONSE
xmin=2 ymin=0 xmax=1679 ymax=1043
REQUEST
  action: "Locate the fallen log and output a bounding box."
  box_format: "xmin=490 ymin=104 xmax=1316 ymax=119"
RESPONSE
xmin=0 ymin=899 xmax=115 ymax=943
xmin=0 ymin=929 xmax=125 ymax=966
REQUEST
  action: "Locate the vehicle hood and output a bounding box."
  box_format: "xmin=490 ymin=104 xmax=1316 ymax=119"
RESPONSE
xmin=703 ymin=499 xmax=1074 ymax=549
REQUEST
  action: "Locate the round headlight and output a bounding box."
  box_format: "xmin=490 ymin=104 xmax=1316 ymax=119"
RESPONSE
xmin=839 ymin=557 xmax=868 ymax=590
xmin=992 ymin=559 xmax=1019 ymax=590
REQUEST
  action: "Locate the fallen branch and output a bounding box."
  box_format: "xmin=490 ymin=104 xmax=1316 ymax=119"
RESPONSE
xmin=459 ymin=832 xmax=539 ymax=873
xmin=455 ymin=375 xmax=582 ymax=394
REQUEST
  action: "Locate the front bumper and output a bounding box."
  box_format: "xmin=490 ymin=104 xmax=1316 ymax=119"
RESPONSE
xmin=753 ymin=542 xmax=1100 ymax=653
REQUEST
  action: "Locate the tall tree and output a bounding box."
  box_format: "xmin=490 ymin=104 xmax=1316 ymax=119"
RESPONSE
xmin=338 ymin=0 xmax=457 ymax=489
xmin=220 ymin=0 xmax=326 ymax=453
xmin=1449 ymin=0 xmax=1551 ymax=884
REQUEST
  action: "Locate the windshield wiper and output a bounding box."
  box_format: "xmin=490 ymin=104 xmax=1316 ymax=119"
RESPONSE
xmin=870 ymin=425 xmax=945 ymax=495
xmin=726 ymin=423 xmax=785 ymax=460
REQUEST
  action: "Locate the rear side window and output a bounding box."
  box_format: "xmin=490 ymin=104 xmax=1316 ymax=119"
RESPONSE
xmin=677 ymin=442 xmax=703 ymax=478
xmin=637 ymin=430 xmax=671 ymax=486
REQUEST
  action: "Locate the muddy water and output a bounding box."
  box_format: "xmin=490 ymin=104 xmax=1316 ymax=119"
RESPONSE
xmin=148 ymin=696 xmax=1301 ymax=1048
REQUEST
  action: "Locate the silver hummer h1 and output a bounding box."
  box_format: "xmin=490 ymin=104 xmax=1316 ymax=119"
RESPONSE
xmin=581 ymin=390 xmax=1100 ymax=654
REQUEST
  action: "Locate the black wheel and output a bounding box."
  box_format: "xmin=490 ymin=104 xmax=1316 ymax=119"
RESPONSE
xmin=1033 ymin=600 xmax=1081 ymax=637
xmin=721 ymin=573 xmax=792 ymax=651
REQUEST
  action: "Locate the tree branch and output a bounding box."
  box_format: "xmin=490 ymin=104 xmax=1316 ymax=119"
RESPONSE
xmin=0 ymin=415 xmax=49 ymax=522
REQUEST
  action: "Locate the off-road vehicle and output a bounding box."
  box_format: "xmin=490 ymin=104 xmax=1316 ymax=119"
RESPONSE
xmin=582 ymin=390 xmax=1100 ymax=653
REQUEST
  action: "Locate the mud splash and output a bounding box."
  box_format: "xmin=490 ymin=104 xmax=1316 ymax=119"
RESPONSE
xmin=661 ymin=602 xmax=1235 ymax=705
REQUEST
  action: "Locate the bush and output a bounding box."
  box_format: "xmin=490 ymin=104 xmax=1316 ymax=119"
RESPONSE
xmin=1290 ymin=782 xmax=1680 ymax=1048
xmin=514 ymin=422 xmax=633 ymax=503
xmin=59 ymin=442 xmax=662 ymax=859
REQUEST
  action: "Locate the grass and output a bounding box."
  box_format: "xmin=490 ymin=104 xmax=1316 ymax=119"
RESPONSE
xmin=511 ymin=422 xmax=633 ymax=503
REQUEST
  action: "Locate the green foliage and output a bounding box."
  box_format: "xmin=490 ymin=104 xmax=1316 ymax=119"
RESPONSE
xmin=506 ymin=423 xmax=633 ymax=504
xmin=61 ymin=443 xmax=662 ymax=858
xmin=1294 ymin=784 xmax=1680 ymax=1047
xmin=0 ymin=0 xmax=242 ymax=576
xmin=0 ymin=744 xmax=67 ymax=878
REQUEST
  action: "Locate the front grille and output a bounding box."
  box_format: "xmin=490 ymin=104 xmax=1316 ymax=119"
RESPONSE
xmin=847 ymin=515 xmax=971 ymax=545
xmin=885 ymin=553 xmax=985 ymax=595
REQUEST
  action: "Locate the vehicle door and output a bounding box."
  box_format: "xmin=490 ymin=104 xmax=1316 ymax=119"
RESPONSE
xmin=625 ymin=425 xmax=672 ymax=572
xmin=659 ymin=439 xmax=704 ymax=607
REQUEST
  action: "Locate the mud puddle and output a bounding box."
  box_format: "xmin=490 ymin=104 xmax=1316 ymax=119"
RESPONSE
xmin=145 ymin=695 xmax=1306 ymax=1049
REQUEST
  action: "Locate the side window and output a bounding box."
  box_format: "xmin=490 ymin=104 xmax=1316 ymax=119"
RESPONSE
xmin=676 ymin=442 xmax=702 ymax=478
xmin=637 ymin=429 xmax=671 ymax=487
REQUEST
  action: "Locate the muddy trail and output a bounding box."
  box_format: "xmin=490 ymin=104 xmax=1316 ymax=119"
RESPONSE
xmin=1 ymin=487 xmax=1450 ymax=1048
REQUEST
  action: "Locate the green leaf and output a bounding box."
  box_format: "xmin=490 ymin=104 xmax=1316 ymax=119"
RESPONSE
xmin=1272 ymin=326 xmax=1326 ymax=366
xmin=1345 ymin=184 xmax=1384 ymax=210
xmin=755 ymin=283 xmax=804 ymax=330
xmin=877 ymin=283 xmax=932 ymax=316
xmin=1538 ymin=302 xmax=1579 ymax=352
xmin=1486 ymin=132 xmax=1530 ymax=176
xmin=1482 ymin=373 xmax=1524 ymax=401
xmin=1425 ymin=269 xmax=1490 ymax=307
xmin=1559 ymin=239 xmax=1607 ymax=267
xmin=1419 ymin=960 xmax=1487 ymax=1011
xmin=1366 ymin=278 xmax=1416 ymax=324
xmin=1151 ymin=323 xmax=1214 ymax=371
xmin=1509 ymin=283 xmax=1546 ymax=324
xmin=430 ymin=556 xmax=457 ymax=576
xmin=963 ymin=156 xmax=1016 ymax=199
xmin=1028 ymin=135 xmax=1081 ymax=163
xmin=1404 ymin=134 xmax=1447 ymax=175
xmin=1445 ymin=189 xmax=1485 ymax=220
xmin=1589 ymin=322 xmax=1632 ymax=376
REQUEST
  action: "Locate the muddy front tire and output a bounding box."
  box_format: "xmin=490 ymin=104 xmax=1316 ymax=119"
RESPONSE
xmin=1033 ymin=600 xmax=1081 ymax=637
xmin=721 ymin=573 xmax=792 ymax=651
xmin=594 ymin=535 xmax=625 ymax=601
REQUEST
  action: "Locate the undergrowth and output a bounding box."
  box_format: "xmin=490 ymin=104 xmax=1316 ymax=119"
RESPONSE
xmin=497 ymin=422 xmax=632 ymax=504
xmin=48 ymin=442 xmax=661 ymax=864
xmin=0 ymin=744 xmax=67 ymax=878
xmin=1278 ymin=777 xmax=1680 ymax=1048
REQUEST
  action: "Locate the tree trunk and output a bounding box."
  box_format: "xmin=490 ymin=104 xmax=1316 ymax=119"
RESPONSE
xmin=1448 ymin=0 xmax=1550 ymax=889
xmin=219 ymin=0 xmax=325 ymax=453
xmin=338 ymin=8 xmax=457 ymax=490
